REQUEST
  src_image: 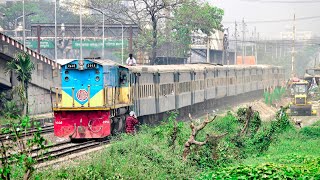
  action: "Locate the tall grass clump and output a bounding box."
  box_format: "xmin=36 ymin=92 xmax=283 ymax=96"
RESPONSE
xmin=300 ymin=120 xmax=320 ymax=138
xmin=264 ymin=87 xmax=286 ymax=105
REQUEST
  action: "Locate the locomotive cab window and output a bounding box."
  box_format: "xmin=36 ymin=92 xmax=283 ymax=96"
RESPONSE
xmin=119 ymin=68 xmax=129 ymax=87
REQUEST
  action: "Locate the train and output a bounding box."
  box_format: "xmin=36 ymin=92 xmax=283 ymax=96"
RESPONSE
xmin=52 ymin=59 xmax=285 ymax=139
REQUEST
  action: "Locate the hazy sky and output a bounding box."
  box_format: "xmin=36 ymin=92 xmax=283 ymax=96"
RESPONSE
xmin=208 ymin=0 xmax=320 ymax=39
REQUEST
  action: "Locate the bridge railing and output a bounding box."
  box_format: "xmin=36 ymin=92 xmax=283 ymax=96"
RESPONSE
xmin=0 ymin=33 xmax=61 ymax=69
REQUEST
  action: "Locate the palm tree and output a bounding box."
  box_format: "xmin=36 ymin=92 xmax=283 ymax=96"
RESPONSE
xmin=5 ymin=52 xmax=35 ymax=115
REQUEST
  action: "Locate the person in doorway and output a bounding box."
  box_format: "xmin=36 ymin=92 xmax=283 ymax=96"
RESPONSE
xmin=125 ymin=111 xmax=139 ymax=134
xmin=126 ymin=54 xmax=137 ymax=66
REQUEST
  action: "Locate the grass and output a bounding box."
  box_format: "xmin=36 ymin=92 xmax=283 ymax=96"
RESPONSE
xmin=32 ymin=112 xmax=320 ymax=180
xmin=0 ymin=117 xmax=10 ymax=124
xmin=200 ymin=121 xmax=320 ymax=179
xmin=34 ymin=123 xmax=200 ymax=179
xmin=242 ymin=127 xmax=320 ymax=166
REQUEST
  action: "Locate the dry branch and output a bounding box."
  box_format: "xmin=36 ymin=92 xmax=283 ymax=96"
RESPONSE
xmin=240 ymin=106 xmax=253 ymax=135
xmin=183 ymin=113 xmax=217 ymax=161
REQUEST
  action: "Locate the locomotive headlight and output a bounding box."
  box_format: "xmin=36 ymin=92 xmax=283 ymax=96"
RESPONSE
xmin=95 ymin=76 xmax=100 ymax=81
xmin=65 ymin=70 xmax=69 ymax=74
xmin=95 ymin=70 xmax=100 ymax=74
xmin=65 ymin=76 xmax=69 ymax=82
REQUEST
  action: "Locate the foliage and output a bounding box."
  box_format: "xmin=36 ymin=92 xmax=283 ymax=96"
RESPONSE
xmin=0 ymin=91 xmax=21 ymax=120
xmin=200 ymin=159 xmax=320 ymax=179
xmin=153 ymin=111 xmax=184 ymax=149
xmin=35 ymin=114 xmax=198 ymax=180
xmin=6 ymin=52 xmax=35 ymax=115
xmin=0 ymin=1 xmax=80 ymax=33
xmin=264 ymin=87 xmax=286 ymax=105
xmin=300 ymin=121 xmax=320 ymax=138
xmin=0 ymin=114 xmax=47 ymax=180
xmin=119 ymin=0 xmax=188 ymax=64
xmin=172 ymin=1 xmax=224 ymax=56
xmin=1 ymin=100 xmax=20 ymax=119
xmin=33 ymin=108 xmax=320 ymax=179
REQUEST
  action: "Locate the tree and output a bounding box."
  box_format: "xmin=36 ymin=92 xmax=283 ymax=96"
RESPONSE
xmin=171 ymin=2 xmax=224 ymax=56
xmin=5 ymin=52 xmax=35 ymax=115
xmin=0 ymin=1 xmax=81 ymax=35
xmin=85 ymin=0 xmax=223 ymax=64
xmin=127 ymin=0 xmax=188 ymax=64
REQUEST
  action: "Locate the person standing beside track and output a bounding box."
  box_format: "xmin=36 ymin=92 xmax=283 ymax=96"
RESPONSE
xmin=125 ymin=111 xmax=139 ymax=134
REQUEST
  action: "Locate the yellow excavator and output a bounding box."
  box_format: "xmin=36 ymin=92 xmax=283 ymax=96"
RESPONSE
xmin=289 ymin=80 xmax=317 ymax=116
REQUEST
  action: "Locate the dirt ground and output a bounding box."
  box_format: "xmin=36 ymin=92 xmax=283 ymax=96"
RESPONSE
xmin=226 ymin=97 xmax=319 ymax=127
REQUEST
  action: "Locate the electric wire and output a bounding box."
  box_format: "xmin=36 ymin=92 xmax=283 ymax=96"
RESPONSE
xmin=240 ymin=0 xmax=320 ymax=3
xmin=224 ymin=15 xmax=320 ymax=24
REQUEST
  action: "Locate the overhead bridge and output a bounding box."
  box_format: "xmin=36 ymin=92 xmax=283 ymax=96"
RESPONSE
xmin=0 ymin=33 xmax=61 ymax=115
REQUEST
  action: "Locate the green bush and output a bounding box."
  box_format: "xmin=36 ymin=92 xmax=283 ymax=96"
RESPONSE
xmin=300 ymin=126 xmax=320 ymax=138
xmin=200 ymin=158 xmax=320 ymax=179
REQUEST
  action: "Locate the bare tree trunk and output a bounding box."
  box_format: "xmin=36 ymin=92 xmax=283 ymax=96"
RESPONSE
xmin=25 ymin=82 xmax=28 ymax=115
xmin=240 ymin=106 xmax=253 ymax=135
xmin=183 ymin=114 xmax=217 ymax=161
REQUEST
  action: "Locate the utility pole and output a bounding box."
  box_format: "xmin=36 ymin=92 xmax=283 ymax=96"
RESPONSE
xmin=22 ymin=0 xmax=25 ymax=51
xmin=207 ymin=36 xmax=210 ymax=63
xmin=251 ymin=31 xmax=254 ymax=56
xmin=234 ymin=21 xmax=238 ymax=64
xmin=80 ymin=4 xmax=83 ymax=60
xmin=242 ymin=18 xmax=246 ymax=64
xmin=54 ymin=0 xmax=57 ymax=61
xmin=276 ymin=42 xmax=278 ymax=59
xmin=291 ymin=14 xmax=296 ymax=77
xmin=226 ymin=28 xmax=229 ymax=65
xmin=223 ymin=28 xmax=229 ymax=65
xmin=256 ymin=32 xmax=259 ymax=64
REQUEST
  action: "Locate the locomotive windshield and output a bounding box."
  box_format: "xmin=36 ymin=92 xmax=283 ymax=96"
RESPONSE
xmin=294 ymin=84 xmax=307 ymax=94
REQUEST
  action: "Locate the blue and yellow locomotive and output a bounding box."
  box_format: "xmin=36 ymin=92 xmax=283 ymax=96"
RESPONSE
xmin=52 ymin=59 xmax=132 ymax=139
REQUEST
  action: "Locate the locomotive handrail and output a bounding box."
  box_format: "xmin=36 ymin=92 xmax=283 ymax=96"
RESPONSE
xmin=55 ymin=87 xmax=59 ymax=108
xmin=51 ymin=85 xmax=131 ymax=110
xmin=88 ymin=85 xmax=91 ymax=107
xmin=72 ymin=87 xmax=75 ymax=107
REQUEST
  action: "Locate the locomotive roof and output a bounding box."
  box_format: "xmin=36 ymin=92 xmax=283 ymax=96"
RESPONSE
xmin=91 ymin=59 xmax=125 ymax=67
xmin=61 ymin=59 xmax=127 ymax=68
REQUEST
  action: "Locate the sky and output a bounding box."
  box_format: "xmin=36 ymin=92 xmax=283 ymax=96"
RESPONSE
xmin=207 ymin=0 xmax=320 ymax=39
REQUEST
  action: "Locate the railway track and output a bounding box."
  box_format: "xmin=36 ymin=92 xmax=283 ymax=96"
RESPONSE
xmin=1 ymin=116 xmax=110 ymax=165
xmin=2 ymin=139 xmax=109 ymax=166
xmin=36 ymin=140 xmax=110 ymax=164
xmin=0 ymin=125 xmax=54 ymax=141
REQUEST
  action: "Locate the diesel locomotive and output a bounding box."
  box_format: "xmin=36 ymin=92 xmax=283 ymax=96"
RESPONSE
xmin=52 ymin=59 xmax=285 ymax=139
xmin=52 ymin=59 xmax=132 ymax=138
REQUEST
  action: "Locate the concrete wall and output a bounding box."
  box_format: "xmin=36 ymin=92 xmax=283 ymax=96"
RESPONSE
xmin=0 ymin=33 xmax=61 ymax=115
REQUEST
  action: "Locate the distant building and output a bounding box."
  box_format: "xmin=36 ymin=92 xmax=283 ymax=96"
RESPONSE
xmin=280 ymin=31 xmax=313 ymax=40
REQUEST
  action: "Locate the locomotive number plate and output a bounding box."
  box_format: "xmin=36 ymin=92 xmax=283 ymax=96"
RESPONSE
xmin=86 ymin=63 xmax=97 ymax=68
xmin=67 ymin=64 xmax=77 ymax=69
